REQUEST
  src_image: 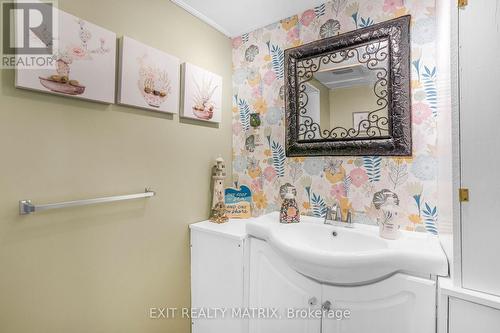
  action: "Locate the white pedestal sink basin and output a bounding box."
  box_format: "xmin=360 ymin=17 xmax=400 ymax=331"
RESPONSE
xmin=246 ymin=212 xmax=448 ymax=285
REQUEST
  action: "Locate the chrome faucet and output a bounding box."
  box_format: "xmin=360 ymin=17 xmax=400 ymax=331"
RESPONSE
xmin=324 ymin=201 xmax=354 ymax=228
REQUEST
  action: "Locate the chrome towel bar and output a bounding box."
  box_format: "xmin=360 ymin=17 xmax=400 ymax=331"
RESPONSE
xmin=19 ymin=188 xmax=155 ymax=215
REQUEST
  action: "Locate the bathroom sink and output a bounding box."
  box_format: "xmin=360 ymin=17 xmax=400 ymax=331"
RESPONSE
xmin=246 ymin=212 xmax=448 ymax=285
xmin=277 ymin=222 xmax=388 ymax=253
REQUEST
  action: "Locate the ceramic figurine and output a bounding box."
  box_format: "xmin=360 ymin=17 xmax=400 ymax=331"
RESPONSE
xmin=280 ymin=186 xmax=300 ymax=224
xmin=210 ymin=157 xmax=228 ymax=224
xmin=372 ymin=189 xmax=401 ymax=239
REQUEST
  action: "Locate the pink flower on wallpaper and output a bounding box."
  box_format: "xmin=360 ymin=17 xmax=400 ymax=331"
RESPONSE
xmin=383 ymin=0 xmax=404 ymax=12
xmin=413 ymin=102 xmax=432 ymax=124
xmin=330 ymin=184 xmax=346 ymax=200
xmin=263 ymin=166 xmax=277 ymax=182
xmin=300 ymin=9 xmax=316 ymax=27
xmin=287 ymin=27 xmax=299 ymax=44
xmin=251 ymin=86 xmax=261 ymax=99
xmin=263 ymin=70 xmax=276 ymax=85
xmin=349 ymin=168 xmax=369 ymax=187
xmin=250 ymin=179 xmax=262 ymax=193
xmin=232 ymin=37 xmax=243 ymax=49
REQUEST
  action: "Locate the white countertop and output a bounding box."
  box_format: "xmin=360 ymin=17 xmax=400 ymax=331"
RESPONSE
xmin=189 ymin=217 xmax=251 ymax=240
xmin=191 ymin=212 xmax=449 ymax=284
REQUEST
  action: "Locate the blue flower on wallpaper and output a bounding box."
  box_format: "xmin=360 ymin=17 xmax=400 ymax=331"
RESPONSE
xmin=304 ymin=158 xmax=325 ymax=176
xmin=233 ymin=156 xmax=248 ymax=173
xmin=265 ymin=107 xmax=282 ymax=125
xmin=412 ymin=18 xmax=436 ymax=45
xmin=411 ymin=155 xmax=438 ymax=181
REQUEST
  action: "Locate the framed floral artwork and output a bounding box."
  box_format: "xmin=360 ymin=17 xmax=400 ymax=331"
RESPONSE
xmin=117 ymin=36 xmax=180 ymax=113
xmin=181 ymin=63 xmax=223 ymax=123
xmin=15 ymin=7 xmax=116 ymax=104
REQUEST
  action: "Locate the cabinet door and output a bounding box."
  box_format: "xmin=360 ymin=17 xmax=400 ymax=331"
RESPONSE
xmin=249 ymin=238 xmax=321 ymax=333
xmin=191 ymin=230 xmax=245 ymax=333
xmin=449 ymin=297 xmax=500 ymax=333
xmin=459 ymin=0 xmax=500 ymax=297
xmin=321 ymin=274 xmax=436 ymax=333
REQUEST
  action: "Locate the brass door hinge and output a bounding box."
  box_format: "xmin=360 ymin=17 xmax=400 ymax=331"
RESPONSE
xmin=459 ymin=188 xmax=469 ymax=202
xmin=458 ymin=0 xmax=468 ymax=8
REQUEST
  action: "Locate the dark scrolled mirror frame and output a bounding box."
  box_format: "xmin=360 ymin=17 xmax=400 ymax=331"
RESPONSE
xmin=285 ymin=15 xmax=411 ymax=157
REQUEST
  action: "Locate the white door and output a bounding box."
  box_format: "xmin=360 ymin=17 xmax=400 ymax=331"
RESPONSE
xmin=248 ymin=238 xmax=321 ymax=333
xmin=321 ymin=274 xmax=436 ymax=333
xmin=459 ymin=0 xmax=500 ymax=296
xmin=303 ymin=83 xmax=321 ymax=124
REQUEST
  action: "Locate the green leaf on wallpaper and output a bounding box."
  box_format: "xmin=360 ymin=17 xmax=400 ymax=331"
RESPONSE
xmin=237 ymin=97 xmax=251 ymax=131
xmin=314 ymin=3 xmax=326 ymax=17
xmin=422 ymin=203 xmax=438 ymax=235
xmin=389 ymin=160 xmax=409 ymax=189
xmin=422 ymin=66 xmax=438 ymax=117
xmin=363 ymin=156 xmax=382 ymax=183
xmin=311 ymin=192 xmax=327 ymax=218
xmin=270 ymin=44 xmax=284 ymax=79
xmin=359 ymin=16 xmax=374 ymax=28
xmin=343 ymin=175 xmax=352 ymax=197
xmin=271 ymin=140 xmax=286 ymax=177
xmin=332 ymin=0 xmax=348 ymax=17
xmin=412 ymin=59 xmax=421 ymax=81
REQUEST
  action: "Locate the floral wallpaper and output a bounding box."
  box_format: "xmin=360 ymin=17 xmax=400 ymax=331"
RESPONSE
xmin=231 ymin=0 xmax=439 ymax=234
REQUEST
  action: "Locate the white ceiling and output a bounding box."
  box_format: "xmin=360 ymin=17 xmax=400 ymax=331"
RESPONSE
xmin=170 ymin=0 xmax=326 ymax=37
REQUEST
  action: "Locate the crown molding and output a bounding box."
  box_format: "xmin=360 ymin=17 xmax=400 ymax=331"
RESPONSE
xmin=170 ymin=0 xmax=233 ymax=38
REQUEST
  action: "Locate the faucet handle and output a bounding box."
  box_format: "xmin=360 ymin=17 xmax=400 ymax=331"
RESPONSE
xmin=331 ymin=202 xmax=341 ymax=221
xmin=335 ymin=204 xmax=342 ymax=222
xmin=324 ymin=207 xmax=333 ymax=223
xmin=323 ymin=207 xmax=329 ymax=222
xmin=345 ymin=209 xmax=354 ymax=227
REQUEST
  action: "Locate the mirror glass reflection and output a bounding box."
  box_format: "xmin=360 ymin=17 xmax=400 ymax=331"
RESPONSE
xmin=298 ymin=39 xmax=390 ymax=141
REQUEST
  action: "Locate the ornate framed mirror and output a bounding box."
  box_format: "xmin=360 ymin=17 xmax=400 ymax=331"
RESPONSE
xmin=285 ymin=15 xmax=411 ymax=156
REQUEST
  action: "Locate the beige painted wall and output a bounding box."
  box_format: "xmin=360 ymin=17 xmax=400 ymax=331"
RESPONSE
xmin=0 ymin=1 xmax=232 ymax=332
xmin=329 ymin=85 xmax=382 ymax=129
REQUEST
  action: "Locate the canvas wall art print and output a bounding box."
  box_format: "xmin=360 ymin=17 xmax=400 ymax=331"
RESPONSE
xmin=118 ymin=37 xmax=180 ymax=113
xmin=15 ymin=7 xmax=116 ymax=104
xmin=182 ymin=63 xmax=223 ymax=123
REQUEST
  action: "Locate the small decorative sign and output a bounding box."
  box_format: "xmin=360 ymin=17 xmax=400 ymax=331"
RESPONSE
xmin=225 ymin=185 xmax=252 ymax=219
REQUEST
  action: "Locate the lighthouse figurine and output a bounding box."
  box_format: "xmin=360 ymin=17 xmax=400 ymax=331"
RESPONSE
xmin=210 ymin=157 xmax=228 ymax=224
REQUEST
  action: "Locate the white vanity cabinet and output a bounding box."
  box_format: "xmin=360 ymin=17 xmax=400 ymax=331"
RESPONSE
xmin=191 ymin=219 xmax=440 ymax=333
xmin=190 ymin=220 xmax=249 ymax=333
xmin=248 ymin=238 xmax=322 ymax=333
xmin=321 ymin=273 xmax=436 ymax=333
xmin=249 ymin=238 xmax=437 ymax=333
